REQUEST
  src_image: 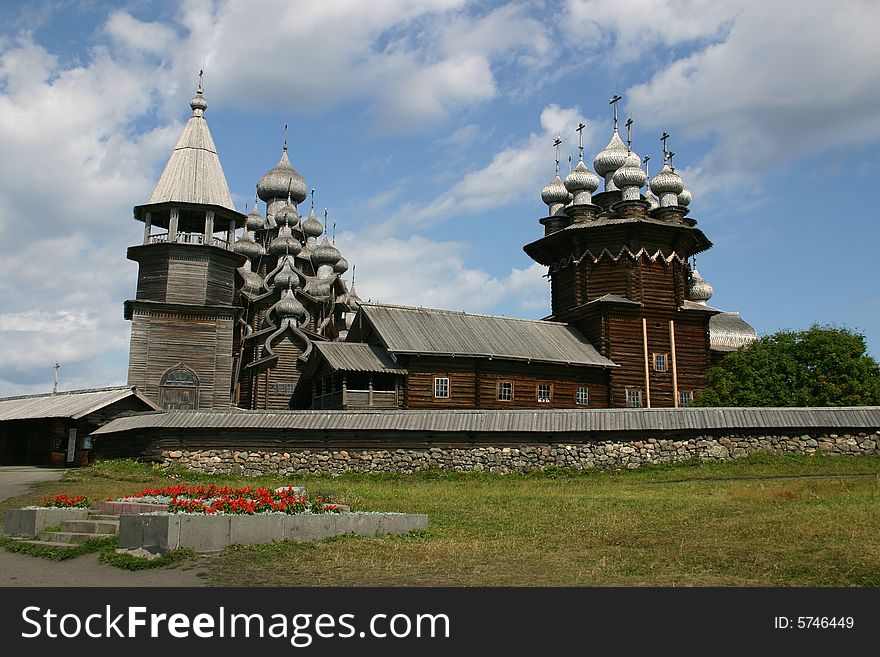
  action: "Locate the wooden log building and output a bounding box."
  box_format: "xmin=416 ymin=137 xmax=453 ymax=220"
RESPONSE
xmin=122 ymin=87 xmax=756 ymax=415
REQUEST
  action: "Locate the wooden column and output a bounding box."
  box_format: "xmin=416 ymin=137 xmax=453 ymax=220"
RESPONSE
xmin=642 ymin=317 xmax=651 ymax=408
xmin=342 ymin=375 xmax=347 ymax=409
xmin=368 ymin=374 xmax=374 ymax=407
xmin=204 ymin=210 xmax=215 ymax=244
xmin=143 ymin=212 xmax=152 ymax=245
xmin=168 ymin=208 xmax=179 ymax=242
xmin=669 ymin=320 xmax=679 ymax=408
xmin=227 ymin=219 xmax=235 ymax=249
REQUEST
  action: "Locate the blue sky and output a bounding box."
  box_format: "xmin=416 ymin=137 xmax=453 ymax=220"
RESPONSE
xmin=1 ymin=0 xmax=878 ymax=395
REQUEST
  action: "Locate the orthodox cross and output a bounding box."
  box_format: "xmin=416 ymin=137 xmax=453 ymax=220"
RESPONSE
xmin=609 ymin=94 xmax=622 ymax=130
xmin=323 ymin=208 xmax=329 ymax=234
xmin=625 ymin=117 xmax=633 ymax=150
xmin=332 ymin=220 xmax=337 ymax=244
xmin=667 ymin=152 xmax=676 ymax=171
xmin=643 ymin=154 xmax=651 ymax=178
xmin=660 ymin=131 xmax=670 ymax=164
xmin=283 ymin=123 xmax=288 ymax=151
xmin=53 ymin=362 xmax=60 ymax=394
xmin=576 ymin=122 xmax=586 ymax=161
xmin=197 ymin=69 xmax=204 ymax=93
xmin=553 ymin=136 xmax=562 ymax=175
xmin=310 ymin=188 xmax=315 ymax=210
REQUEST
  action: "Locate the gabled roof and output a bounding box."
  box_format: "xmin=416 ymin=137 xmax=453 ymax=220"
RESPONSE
xmin=0 ymin=386 xmax=158 ymax=422
xmin=147 ymin=98 xmax=235 ymax=210
xmin=354 ymin=304 xmax=616 ymax=368
xmin=314 ymin=342 xmax=407 ymax=374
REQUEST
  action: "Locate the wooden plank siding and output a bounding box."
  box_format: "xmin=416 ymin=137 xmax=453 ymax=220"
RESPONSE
xmin=401 ymin=356 xmax=608 ymax=409
xmin=127 ymin=305 xmax=236 ymax=410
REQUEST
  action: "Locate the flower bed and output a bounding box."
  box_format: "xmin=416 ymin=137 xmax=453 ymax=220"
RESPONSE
xmin=112 ymin=485 xmax=337 ymax=516
xmin=39 ymin=494 xmax=90 ymax=508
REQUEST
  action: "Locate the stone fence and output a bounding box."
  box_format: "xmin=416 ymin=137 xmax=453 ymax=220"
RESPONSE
xmin=160 ymin=431 xmax=880 ymax=476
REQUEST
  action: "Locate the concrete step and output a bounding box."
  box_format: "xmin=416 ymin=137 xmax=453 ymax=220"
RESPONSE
xmin=8 ymin=539 xmax=79 ymax=550
xmin=61 ymin=520 xmax=119 ymax=534
xmin=38 ymin=531 xmax=115 ymax=544
xmin=88 ymin=514 xmax=121 ymax=521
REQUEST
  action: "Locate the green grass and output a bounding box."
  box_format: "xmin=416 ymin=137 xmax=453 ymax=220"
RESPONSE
xmin=0 ymin=535 xmax=117 ymax=561
xmin=2 ymin=454 xmax=879 ymax=585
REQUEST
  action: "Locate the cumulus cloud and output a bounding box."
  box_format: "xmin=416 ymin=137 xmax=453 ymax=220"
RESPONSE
xmin=625 ymin=1 xmax=880 ymax=197
xmin=336 ymin=233 xmax=549 ymax=316
xmin=375 ymin=103 xmax=603 ymax=232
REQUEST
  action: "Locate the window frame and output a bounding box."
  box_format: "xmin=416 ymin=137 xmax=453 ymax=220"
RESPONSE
xmin=679 ymin=390 xmax=694 ymax=407
xmin=433 ymin=376 xmax=450 ymax=399
xmin=575 ymin=386 xmax=589 ymax=406
xmin=653 ymin=352 xmax=668 ymax=372
xmin=626 ymin=388 xmax=643 ymax=408
xmin=537 ymin=383 xmax=552 ymax=403
xmin=497 ymin=381 xmax=513 ymax=402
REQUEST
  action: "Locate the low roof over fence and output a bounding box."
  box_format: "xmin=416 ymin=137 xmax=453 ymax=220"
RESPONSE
xmin=93 ymin=406 xmax=880 ymax=436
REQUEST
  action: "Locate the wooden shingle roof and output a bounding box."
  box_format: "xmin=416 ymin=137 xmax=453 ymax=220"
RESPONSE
xmin=356 ymin=304 xmax=616 ymax=368
xmin=314 ymin=342 xmax=407 ymax=374
xmin=0 ymin=386 xmax=158 ymax=421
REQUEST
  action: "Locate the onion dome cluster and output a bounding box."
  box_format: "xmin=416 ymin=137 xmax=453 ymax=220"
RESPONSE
xmin=245 ymin=204 xmax=266 ymax=232
xmin=268 ymin=224 xmax=302 ymax=257
xmin=232 ymin=229 xmax=264 ymax=261
xmin=301 ymin=205 xmax=324 ymax=238
xmin=274 ymin=196 xmax=300 ymax=227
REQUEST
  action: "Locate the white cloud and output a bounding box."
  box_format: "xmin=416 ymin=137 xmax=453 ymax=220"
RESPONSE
xmin=375 ymin=103 xmax=603 ymax=232
xmin=625 ymin=1 xmax=880 ymax=198
xmin=337 ymin=233 xmax=548 ymax=316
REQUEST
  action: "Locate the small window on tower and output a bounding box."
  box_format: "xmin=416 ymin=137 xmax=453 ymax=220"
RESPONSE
xmin=276 ymin=382 xmax=296 ymax=395
xmin=537 ymin=384 xmax=552 ymax=403
xmin=434 ymin=377 xmax=450 ymax=398
xmin=653 ymin=353 xmax=668 ymax=372
xmin=626 ymin=389 xmax=643 ymax=408
xmin=576 ymin=387 xmax=589 ymax=405
xmin=497 ymin=381 xmax=513 ymax=401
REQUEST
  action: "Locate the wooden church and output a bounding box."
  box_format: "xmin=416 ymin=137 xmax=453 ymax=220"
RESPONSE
xmin=124 ymin=87 xmax=756 ymax=413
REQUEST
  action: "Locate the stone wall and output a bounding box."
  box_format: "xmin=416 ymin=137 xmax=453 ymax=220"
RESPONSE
xmin=160 ymin=431 xmax=880 ymax=476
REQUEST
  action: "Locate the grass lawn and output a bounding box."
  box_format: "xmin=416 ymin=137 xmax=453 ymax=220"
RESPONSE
xmin=2 ymin=454 xmax=879 ymax=586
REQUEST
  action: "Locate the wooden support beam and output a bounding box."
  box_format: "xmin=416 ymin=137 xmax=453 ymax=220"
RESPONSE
xmin=670 ymin=319 xmax=679 ymax=407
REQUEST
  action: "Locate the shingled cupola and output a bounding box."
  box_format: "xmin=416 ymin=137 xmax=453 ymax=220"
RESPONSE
xmin=124 ymin=76 xmax=247 ymax=411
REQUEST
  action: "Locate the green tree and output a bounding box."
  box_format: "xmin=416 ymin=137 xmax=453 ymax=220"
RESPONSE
xmin=695 ymin=325 xmax=880 ymax=407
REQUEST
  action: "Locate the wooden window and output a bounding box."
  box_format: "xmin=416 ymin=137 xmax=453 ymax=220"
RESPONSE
xmin=497 ymin=381 xmax=513 ymax=401
xmin=576 ymin=386 xmax=589 ymax=405
xmin=679 ymin=390 xmax=694 ymax=407
xmin=653 ymin=353 xmax=668 ymax=372
xmin=275 ymin=382 xmax=296 ymax=395
xmin=537 ymin=383 xmax=552 ymax=403
xmin=159 ymin=364 xmax=199 ymax=411
xmin=434 ymin=377 xmax=450 ymax=398
xmin=626 ymin=389 xmax=643 ymax=408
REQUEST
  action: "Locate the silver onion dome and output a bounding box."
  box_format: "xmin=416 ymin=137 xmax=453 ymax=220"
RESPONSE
xmin=272 ymin=256 xmax=301 ymax=290
xmin=312 ymin=236 xmax=341 ymax=268
xmin=564 ymin=160 xmax=601 ymax=205
xmin=688 ymin=266 xmax=714 ymax=303
xmin=644 ymin=191 xmax=660 ymax=211
xmin=593 ymin=129 xmax=629 ymax=190
xmin=301 ymin=205 xmax=323 ymax=238
xmin=678 ymin=187 xmax=692 ymax=207
xmin=257 ymin=147 xmax=308 ymax=204
xmin=541 ymin=174 xmax=568 ymax=214
xmin=274 ymin=196 xmax=300 ymax=227
xmin=245 ymin=204 xmax=266 ymax=232
xmin=650 ymin=164 xmax=684 ymax=207
xmin=189 ymin=89 xmax=208 ymax=114
xmin=272 ymin=286 xmax=307 ymax=322
xmin=233 ymin=230 xmax=264 ymax=261
xmin=334 ymin=254 xmax=349 ymax=275
xmin=612 ymin=156 xmax=647 ymax=202
xmin=268 ymin=225 xmax=302 ymax=257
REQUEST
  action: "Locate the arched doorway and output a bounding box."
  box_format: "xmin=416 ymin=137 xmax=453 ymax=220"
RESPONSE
xmin=159 ymin=364 xmax=200 ymax=410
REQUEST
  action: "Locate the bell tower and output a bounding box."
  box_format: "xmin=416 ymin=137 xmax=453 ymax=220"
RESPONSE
xmin=124 ymin=80 xmax=246 ymax=409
